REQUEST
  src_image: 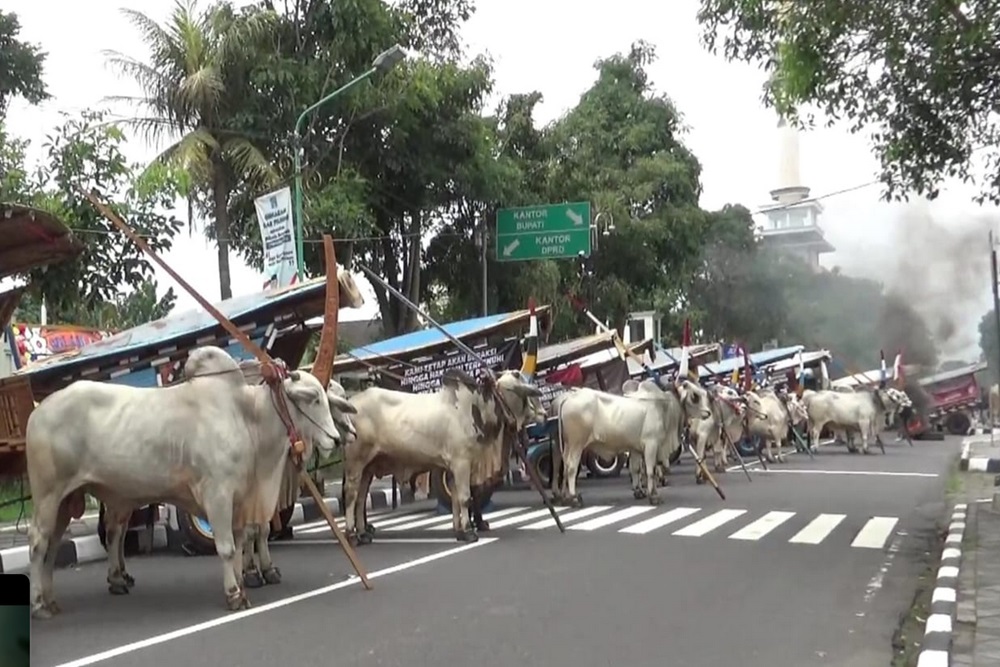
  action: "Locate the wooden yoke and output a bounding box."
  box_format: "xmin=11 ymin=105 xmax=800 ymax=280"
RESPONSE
xmin=79 ymin=189 xmax=371 ymax=590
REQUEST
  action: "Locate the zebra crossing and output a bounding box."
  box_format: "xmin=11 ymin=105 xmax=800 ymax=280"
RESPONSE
xmin=290 ymin=503 xmax=901 ymax=550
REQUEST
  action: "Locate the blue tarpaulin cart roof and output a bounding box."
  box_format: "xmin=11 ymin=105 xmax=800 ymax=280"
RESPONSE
xmin=698 ymin=345 xmax=805 ymax=378
xmin=330 ymin=306 xmax=551 ymax=374
xmin=11 ymin=273 xmax=363 ymax=394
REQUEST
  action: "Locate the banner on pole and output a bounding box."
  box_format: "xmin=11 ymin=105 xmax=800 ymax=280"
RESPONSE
xmin=254 ymin=186 xmax=298 ymax=290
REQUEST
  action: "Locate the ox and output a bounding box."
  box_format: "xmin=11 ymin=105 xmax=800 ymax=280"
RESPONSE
xmin=744 ymin=389 xmax=809 ymax=463
xmin=342 ymin=369 xmax=544 ymax=543
xmin=689 ymin=384 xmax=747 ymax=475
xmin=551 ymin=378 xmax=709 ymax=506
xmin=241 ymin=379 xmax=357 ymax=589
xmin=801 ymin=387 xmax=910 ymax=455
xmin=25 ymin=346 xmax=341 ymax=618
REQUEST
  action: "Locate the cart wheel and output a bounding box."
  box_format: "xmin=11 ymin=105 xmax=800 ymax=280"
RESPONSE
xmin=586 ymin=453 xmax=623 ymax=478
xmin=945 ymin=412 xmax=971 ymax=436
xmin=430 ymin=468 xmax=496 ymax=509
xmin=175 ymin=509 xmax=217 ymax=556
xmin=531 ymin=450 xmax=554 ymax=487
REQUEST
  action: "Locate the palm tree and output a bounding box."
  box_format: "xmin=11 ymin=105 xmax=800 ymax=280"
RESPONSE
xmin=104 ymin=0 xmax=277 ymax=300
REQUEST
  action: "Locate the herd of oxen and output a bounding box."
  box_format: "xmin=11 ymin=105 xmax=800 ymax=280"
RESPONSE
xmin=21 ymin=344 xmax=914 ymax=619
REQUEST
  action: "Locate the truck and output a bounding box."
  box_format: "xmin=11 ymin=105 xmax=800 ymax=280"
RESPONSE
xmin=905 ymin=361 xmax=988 ymax=437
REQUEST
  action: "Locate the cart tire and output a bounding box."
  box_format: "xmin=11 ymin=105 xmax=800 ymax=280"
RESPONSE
xmin=736 ymin=437 xmax=757 ymax=458
xmin=586 ymin=453 xmax=623 ymax=478
xmin=430 ymin=467 xmax=496 ymax=508
xmin=945 ymin=412 xmax=972 ymax=436
xmin=176 ymin=509 xmax=218 ymax=556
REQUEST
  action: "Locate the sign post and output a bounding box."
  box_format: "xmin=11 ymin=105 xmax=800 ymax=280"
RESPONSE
xmin=254 ymin=186 xmax=299 ymax=290
xmin=495 ymin=202 xmax=592 ymax=262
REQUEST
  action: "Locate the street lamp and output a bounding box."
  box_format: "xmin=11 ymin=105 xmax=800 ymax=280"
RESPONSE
xmin=292 ymin=43 xmax=408 ymax=279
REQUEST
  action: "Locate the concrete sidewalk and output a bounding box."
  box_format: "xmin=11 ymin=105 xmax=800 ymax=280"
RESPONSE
xmin=960 ymin=435 xmax=1000 ymax=473
xmin=948 ymin=500 xmax=1000 ymax=666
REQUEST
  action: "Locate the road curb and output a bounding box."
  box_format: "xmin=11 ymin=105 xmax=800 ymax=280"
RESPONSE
xmin=915 ymin=502 xmax=967 ymax=667
xmin=959 ymin=438 xmax=1000 ymax=472
xmin=0 ymin=486 xmax=413 ymax=574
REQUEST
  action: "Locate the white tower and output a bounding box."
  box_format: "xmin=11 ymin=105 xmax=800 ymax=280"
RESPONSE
xmin=757 ymin=117 xmax=834 ymax=270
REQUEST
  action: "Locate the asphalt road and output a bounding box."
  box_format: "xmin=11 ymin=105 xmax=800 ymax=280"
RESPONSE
xmin=33 ymin=435 xmax=959 ymax=667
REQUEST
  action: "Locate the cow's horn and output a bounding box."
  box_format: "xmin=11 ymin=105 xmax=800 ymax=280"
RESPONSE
xmin=329 ymin=394 xmax=358 ymax=414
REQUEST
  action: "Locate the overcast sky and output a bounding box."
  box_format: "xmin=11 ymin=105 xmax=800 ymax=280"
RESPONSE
xmin=5 ymin=0 xmax=998 ymax=361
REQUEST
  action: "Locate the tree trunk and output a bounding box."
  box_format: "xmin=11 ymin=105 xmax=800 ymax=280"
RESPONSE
xmin=211 ymin=166 xmax=233 ymax=301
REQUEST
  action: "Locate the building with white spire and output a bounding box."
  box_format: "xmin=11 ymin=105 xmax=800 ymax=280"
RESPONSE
xmin=756 ymin=117 xmax=835 ymax=270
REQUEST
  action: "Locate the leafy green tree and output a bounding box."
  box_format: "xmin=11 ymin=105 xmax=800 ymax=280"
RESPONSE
xmin=106 ymin=0 xmax=277 ymax=300
xmin=5 ymin=110 xmax=184 ymax=320
xmin=14 ymin=279 xmax=176 ymax=330
xmin=689 ymin=205 xmax=789 ymax=348
xmin=0 ymin=10 xmax=49 ymax=119
xmin=697 ymin=1 xmax=1000 ymax=204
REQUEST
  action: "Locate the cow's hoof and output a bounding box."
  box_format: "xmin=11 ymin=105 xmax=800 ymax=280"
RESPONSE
xmin=108 ymin=581 xmax=130 ymax=596
xmin=475 ymin=520 xmax=491 ymax=532
xmin=226 ymin=589 xmax=251 ymax=611
xmin=633 ymin=488 xmax=646 ymax=499
xmin=243 ymin=570 xmax=264 ymax=589
xmin=862 ymin=449 xmax=872 ymax=456
xmin=262 ymin=567 xmax=282 ymax=585
xmin=123 ymin=572 xmax=136 ymax=588
xmin=357 ymin=531 xmax=374 ymax=545
xmin=456 ymin=529 xmax=479 ymax=543
xmin=364 ymin=523 xmax=376 ymax=536
xmin=31 ymin=604 xmax=54 ymax=620
xmin=695 ymin=475 xmax=705 ymax=485
xmin=648 ymin=494 xmax=664 ymax=506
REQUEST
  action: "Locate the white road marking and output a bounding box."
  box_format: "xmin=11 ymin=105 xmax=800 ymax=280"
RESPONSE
xmin=788 ymin=513 xmax=846 ymax=544
xmin=759 ymin=469 xmax=938 ymax=478
xmin=384 ymin=512 xmax=462 ymax=531
xmin=488 ymin=507 xmax=569 ymax=529
xmin=728 ymin=511 xmax=796 ymax=541
xmin=672 ymin=509 xmax=747 ymax=537
xmin=52 ymin=538 xmax=498 ymax=667
xmin=569 ymin=506 xmax=655 ymax=531
xmin=619 ymin=507 xmax=701 ymax=535
xmin=851 ymin=517 xmax=899 ymax=549
xmin=520 ymin=506 xmax=610 ymax=530
xmin=273 ymin=538 xmax=460 ymax=546
xmin=425 ymin=506 xmax=529 ymax=530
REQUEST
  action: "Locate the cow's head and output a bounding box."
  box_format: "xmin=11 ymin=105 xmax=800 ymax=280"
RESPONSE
xmin=876 ymin=387 xmax=912 ymax=420
xmin=783 ymin=393 xmax=809 ymax=425
xmin=326 ymin=379 xmax=358 ymax=441
xmin=441 ymin=369 xmax=507 ymax=443
xmin=711 ymin=384 xmax=746 ymax=417
xmin=674 ymin=379 xmax=712 ymax=420
xmin=495 ymin=370 xmax=546 ymax=428
xmin=281 ymin=370 xmax=341 ymax=457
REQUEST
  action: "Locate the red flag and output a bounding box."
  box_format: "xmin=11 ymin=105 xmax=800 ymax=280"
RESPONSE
xmin=545 ymin=364 xmax=584 ymax=386
xmin=742 ymin=346 xmax=752 ymax=392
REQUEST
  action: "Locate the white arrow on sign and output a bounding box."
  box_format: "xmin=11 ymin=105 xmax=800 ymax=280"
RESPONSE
xmin=502 ymin=238 xmax=521 ymax=257
xmin=565 ymin=208 xmax=584 ymax=226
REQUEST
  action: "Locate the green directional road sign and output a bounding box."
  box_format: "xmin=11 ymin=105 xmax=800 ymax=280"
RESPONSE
xmin=495 ymin=201 xmax=592 ymax=262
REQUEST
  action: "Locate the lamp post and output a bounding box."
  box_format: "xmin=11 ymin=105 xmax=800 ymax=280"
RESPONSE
xmin=292 ymin=43 xmax=407 ymax=279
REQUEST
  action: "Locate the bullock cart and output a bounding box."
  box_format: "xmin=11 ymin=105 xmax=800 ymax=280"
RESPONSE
xmin=3 ymin=273 xmax=362 ymax=557
xmin=317 ymin=306 xmax=551 ymax=515
xmin=1 ymin=203 xmax=83 ymax=482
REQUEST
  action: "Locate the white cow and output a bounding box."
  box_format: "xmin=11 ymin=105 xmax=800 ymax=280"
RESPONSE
xmin=800 ymin=387 xmax=910 ymax=455
xmin=241 ymin=379 xmax=357 ymax=589
xmin=744 ymin=389 xmax=809 ymax=463
xmin=689 ymin=384 xmax=747 ymax=475
xmin=551 ymin=378 xmax=709 ymax=506
xmin=25 ymin=346 xmax=341 ymax=618
xmin=342 ymin=369 xmax=544 ymax=543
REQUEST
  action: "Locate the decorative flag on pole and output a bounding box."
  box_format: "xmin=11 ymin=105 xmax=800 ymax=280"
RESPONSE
xmin=730 ymin=342 xmax=741 ymax=386
xmin=520 ymin=297 xmax=538 ymax=382
xmin=892 ymin=350 xmax=904 ymax=385
xmin=879 ymin=349 xmax=887 ymax=388
xmin=742 ymin=345 xmax=753 ymax=392
xmin=795 ymin=349 xmax=805 ymax=396
xmin=677 ymin=318 xmax=691 ymax=381
xmin=820 ymin=360 xmax=830 ymax=390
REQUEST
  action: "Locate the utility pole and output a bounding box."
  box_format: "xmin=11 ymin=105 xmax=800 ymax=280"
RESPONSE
xmin=480 ymin=214 xmax=489 ymax=317
xmin=989 ymin=231 xmax=1000 ymax=441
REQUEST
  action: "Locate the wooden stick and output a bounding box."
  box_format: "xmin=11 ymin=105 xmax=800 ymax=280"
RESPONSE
xmin=79 ymin=189 xmax=371 ymax=587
